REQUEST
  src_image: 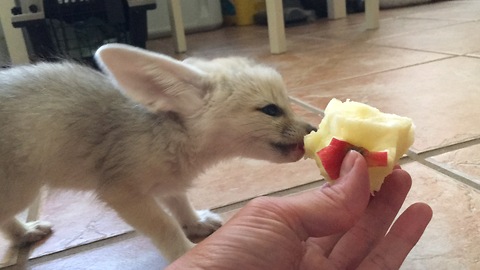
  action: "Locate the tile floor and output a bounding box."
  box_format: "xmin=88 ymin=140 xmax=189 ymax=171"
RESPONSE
xmin=2 ymin=0 xmax=480 ymax=269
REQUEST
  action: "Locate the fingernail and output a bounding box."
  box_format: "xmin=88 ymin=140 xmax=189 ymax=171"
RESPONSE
xmin=340 ymin=150 xmax=358 ymax=177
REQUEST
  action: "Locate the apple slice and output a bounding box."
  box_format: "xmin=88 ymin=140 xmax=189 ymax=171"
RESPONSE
xmin=304 ymin=98 xmax=415 ymax=192
xmin=317 ymin=138 xmax=388 ymax=180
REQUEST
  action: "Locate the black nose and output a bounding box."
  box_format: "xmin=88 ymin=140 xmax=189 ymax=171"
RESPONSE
xmin=306 ymin=124 xmax=317 ymax=134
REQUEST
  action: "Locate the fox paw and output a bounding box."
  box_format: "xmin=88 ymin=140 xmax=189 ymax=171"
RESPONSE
xmin=183 ymin=210 xmax=222 ymax=243
xmin=17 ymin=221 xmax=53 ymax=246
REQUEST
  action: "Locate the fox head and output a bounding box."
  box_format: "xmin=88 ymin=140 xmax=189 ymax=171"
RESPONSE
xmin=95 ymin=44 xmax=315 ymax=164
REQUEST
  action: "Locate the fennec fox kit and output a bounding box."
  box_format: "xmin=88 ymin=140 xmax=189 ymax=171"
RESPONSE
xmin=0 ymin=44 xmax=315 ymax=262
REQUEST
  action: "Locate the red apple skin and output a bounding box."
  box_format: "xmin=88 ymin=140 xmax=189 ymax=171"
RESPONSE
xmin=317 ymin=138 xmax=388 ymax=180
xmin=316 ymin=138 xmax=350 ymax=180
xmin=364 ymin=151 xmax=388 ymax=167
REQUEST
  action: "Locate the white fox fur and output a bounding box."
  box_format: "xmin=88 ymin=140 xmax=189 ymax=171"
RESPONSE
xmin=0 ymin=44 xmax=314 ymax=262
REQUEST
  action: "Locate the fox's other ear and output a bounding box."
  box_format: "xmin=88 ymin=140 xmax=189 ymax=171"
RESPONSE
xmin=95 ymin=44 xmax=209 ymax=116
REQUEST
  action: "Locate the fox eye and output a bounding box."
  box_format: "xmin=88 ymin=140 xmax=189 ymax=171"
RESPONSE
xmin=259 ymin=104 xmax=283 ymax=117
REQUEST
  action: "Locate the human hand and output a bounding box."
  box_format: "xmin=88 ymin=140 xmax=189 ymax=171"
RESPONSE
xmin=167 ymin=151 xmax=433 ymax=270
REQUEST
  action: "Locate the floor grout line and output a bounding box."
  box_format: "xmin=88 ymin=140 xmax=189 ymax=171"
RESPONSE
xmin=368 ymin=18 xmax=476 ymax=41
xmin=6 ymin=232 xmax=140 ymax=269
xmin=410 ymin=137 xmax=480 ymax=158
xmin=287 ymin=54 xmax=457 ymax=92
xmin=407 ymin=138 xmax=480 ymax=191
xmin=408 ymin=151 xmax=480 ymax=191
xmin=213 ymin=179 xmax=325 ymax=214
xmin=464 ymin=54 xmax=480 ymax=59
xmin=372 ymin=43 xmax=462 ymax=56
xmin=290 ymin=96 xmax=325 ymax=116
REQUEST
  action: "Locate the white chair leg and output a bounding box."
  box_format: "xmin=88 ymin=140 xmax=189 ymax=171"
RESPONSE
xmin=167 ymin=0 xmax=187 ymax=53
xmin=266 ymin=0 xmax=287 ymax=54
xmin=327 ymin=0 xmax=347 ymax=19
xmin=0 ymin=0 xmax=29 ymax=65
xmin=365 ymin=0 xmax=380 ymax=29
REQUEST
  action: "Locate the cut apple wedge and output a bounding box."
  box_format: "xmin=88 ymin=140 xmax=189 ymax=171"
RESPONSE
xmin=304 ymin=98 xmax=415 ymax=193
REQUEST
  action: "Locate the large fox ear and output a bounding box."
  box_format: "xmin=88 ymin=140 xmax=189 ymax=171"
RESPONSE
xmin=95 ymin=44 xmax=209 ymax=116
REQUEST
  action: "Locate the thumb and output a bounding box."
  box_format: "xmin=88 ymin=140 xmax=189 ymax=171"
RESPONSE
xmin=279 ymin=151 xmax=372 ymax=239
xmin=339 ymin=150 xmax=360 ymax=178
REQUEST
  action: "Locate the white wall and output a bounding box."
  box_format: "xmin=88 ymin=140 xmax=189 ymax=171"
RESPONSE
xmin=147 ymin=0 xmax=222 ymax=38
